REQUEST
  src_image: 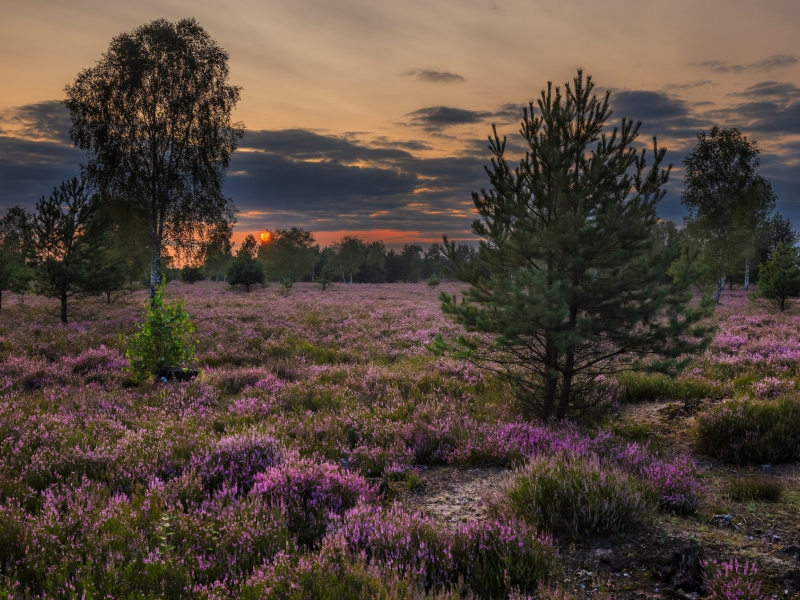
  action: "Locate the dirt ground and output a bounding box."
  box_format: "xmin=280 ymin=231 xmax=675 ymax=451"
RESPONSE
xmin=392 ymin=400 xmax=800 ymax=598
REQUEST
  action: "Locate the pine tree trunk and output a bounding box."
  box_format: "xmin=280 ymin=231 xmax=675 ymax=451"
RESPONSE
xmin=541 ymin=334 xmax=558 ymax=419
xmin=60 ymin=291 xmax=68 ymax=323
xmin=0 ymin=289 xmax=3 ymax=313
xmin=555 ymin=303 xmax=578 ymax=419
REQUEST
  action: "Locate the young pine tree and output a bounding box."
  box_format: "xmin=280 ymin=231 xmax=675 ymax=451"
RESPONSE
xmin=227 ymin=234 xmax=265 ymax=292
xmin=0 ymin=206 xmax=33 ymax=312
xmin=439 ymin=71 xmax=714 ymax=420
xmin=753 ymin=241 xmax=800 ymax=311
xmin=24 ymin=178 xmax=119 ymax=322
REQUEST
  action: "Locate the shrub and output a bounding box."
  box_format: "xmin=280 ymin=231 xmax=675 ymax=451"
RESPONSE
xmin=751 ymin=376 xmax=794 ymax=399
xmin=195 ymin=432 xmax=283 ymax=494
xmin=725 ymin=476 xmax=783 ymax=503
xmin=611 ymin=444 xmax=703 ymax=513
xmin=324 ymin=504 xmax=558 ymax=596
xmin=226 ymin=256 xmax=265 ymax=292
xmin=241 ymin=552 xmax=464 ymax=600
xmin=180 ymin=266 xmax=205 ymax=284
xmin=617 ymin=371 xmax=718 ymax=402
xmin=697 ymin=397 xmax=800 ymax=464
xmin=489 ymin=453 xmax=653 ymax=536
xmin=427 ymin=276 xmax=440 ymax=287
xmin=251 ymin=459 xmax=376 ymax=547
xmin=125 ymin=284 xmax=196 ymax=382
xmin=703 ymin=558 xmax=766 ymax=599
xmin=451 ymin=520 xmax=559 ymax=598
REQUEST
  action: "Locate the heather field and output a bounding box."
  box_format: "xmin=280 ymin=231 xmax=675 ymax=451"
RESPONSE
xmin=1 ymin=283 xmax=800 ymax=598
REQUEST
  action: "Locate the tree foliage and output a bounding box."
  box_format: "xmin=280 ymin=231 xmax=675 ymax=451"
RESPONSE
xmin=125 ymin=284 xmax=196 ymax=382
xmin=439 ymin=71 xmax=713 ymax=420
xmin=258 ymin=228 xmax=318 ymax=282
xmin=0 ymin=206 xmax=33 ymax=311
xmin=23 ymin=178 xmax=120 ymax=322
xmin=227 ymin=236 xmax=265 ymax=292
xmin=753 ymin=241 xmax=800 ymax=312
xmin=681 ymin=126 xmax=777 ymax=294
xmin=64 ymin=18 xmax=243 ymax=299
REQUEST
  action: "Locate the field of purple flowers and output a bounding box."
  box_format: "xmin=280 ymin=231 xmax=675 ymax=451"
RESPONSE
xmin=0 ymin=283 xmax=797 ymax=598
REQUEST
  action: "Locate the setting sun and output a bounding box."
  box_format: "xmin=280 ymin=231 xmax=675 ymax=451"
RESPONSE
xmin=260 ymin=231 xmax=271 ymax=243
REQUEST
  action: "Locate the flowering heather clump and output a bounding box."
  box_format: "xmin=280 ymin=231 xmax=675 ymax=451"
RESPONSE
xmin=751 ymin=375 xmax=794 ymax=399
xmin=251 ymin=459 xmax=377 ymax=547
xmin=611 ymin=443 xmax=703 ymax=513
xmin=195 ymin=431 xmax=283 ymax=494
xmin=324 ymin=503 xmax=558 ymax=596
xmin=703 ymin=558 xmax=767 ymax=599
xmin=489 ymin=452 xmax=654 ymax=536
xmin=697 ymin=397 xmax=800 ymax=464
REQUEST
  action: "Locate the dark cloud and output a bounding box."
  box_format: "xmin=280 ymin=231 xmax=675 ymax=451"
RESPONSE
xmin=663 ymin=80 xmax=716 ymax=91
xmin=406 ymin=106 xmax=492 ymax=130
xmin=730 ymin=81 xmax=800 ymax=99
xmin=692 ymin=54 xmax=798 ymax=74
xmin=0 ymin=136 xmax=84 ymax=208
xmin=227 ymin=128 xmax=486 ymax=234
xmin=606 ymin=90 xmax=711 ymax=142
xmin=368 ymin=136 xmax=433 ymax=151
xmin=0 ymin=100 xmax=72 ymax=144
xmin=702 ymin=80 xmax=800 ymax=137
xmin=7 ymin=90 xmax=800 ymax=239
xmin=405 ymin=69 xmax=465 ymax=83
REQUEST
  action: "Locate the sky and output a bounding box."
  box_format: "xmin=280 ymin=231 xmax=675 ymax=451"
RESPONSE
xmin=2 ymin=0 xmax=800 ymax=248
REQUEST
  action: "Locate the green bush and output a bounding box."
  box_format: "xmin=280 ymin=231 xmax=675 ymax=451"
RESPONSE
xmin=490 ymin=453 xmax=653 ymax=536
xmin=241 ymin=553 xmax=463 ymax=600
xmin=725 ymin=476 xmax=783 ymax=503
xmin=179 ymin=266 xmax=205 ymax=284
xmin=697 ymin=397 xmax=800 ymax=464
xmin=427 ymin=276 xmax=440 ymax=287
xmin=125 ymin=285 xmax=196 ymax=382
xmin=227 ymin=256 xmax=265 ymax=292
xmin=617 ymin=371 xmax=718 ymax=402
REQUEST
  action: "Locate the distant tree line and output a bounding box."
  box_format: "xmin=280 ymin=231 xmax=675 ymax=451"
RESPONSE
xmin=205 ymin=228 xmax=478 ymax=292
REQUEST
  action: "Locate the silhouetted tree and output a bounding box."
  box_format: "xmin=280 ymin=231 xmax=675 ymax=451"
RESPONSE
xmin=332 ymin=236 xmax=366 ymax=284
xmin=439 ymin=71 xmax=713 ymax=419
xmin=753 ymin=241 xmax=800 ymax=311
xmin=401 ymin=244 xmax=424 ymax=283
xmin=258 ymin=228 xmax=318 ymax=282
xmin=0 ymin=206 xmax=33 ymax=311
xmin=203 ymin=223 xmax=234 ymax=283
xmin=180 ymin=266 xmax=205 ymax=284
xmin=681 ymin=126 xmax=776 ymax=297
xmin=24 ymin=178 xmax=115 ymax=322
xmin=65 ymin=18 xmax=243 ymax=300
xmin=227 ymin=235 xmax=264 ymax=292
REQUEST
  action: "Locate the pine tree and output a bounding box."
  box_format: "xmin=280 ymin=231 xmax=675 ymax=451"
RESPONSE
xmin=227 ymin=235 xmax=265 ymax=292
xmin=753 ymin=241 xmax=800 ymax=311
xmin=0 ymin=207 xmax=33 ymax=312
xmin=24 ymin=178 xmax=115 ymax=322
xmin=439 ymin=71 xmax=713 ymax=420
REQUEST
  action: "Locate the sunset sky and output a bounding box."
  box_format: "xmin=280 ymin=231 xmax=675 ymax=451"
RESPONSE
xmin=2 ymin=0 xmax=800 ymax=248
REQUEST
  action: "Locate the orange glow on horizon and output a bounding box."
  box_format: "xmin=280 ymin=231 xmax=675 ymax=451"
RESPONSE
xmin=232 ymin=229 xmax=467 ymax=248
